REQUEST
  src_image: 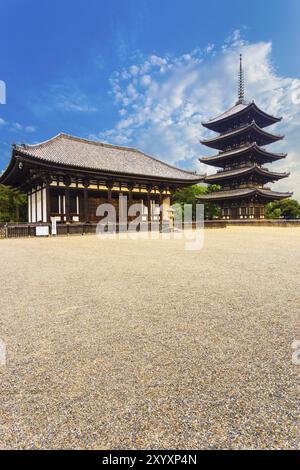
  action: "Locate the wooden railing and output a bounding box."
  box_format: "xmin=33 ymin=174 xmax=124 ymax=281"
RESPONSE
xmin=1 ymin=219 xmax=300 ymax=239
xmin=0 ymin=223 xmax=42 ymax=238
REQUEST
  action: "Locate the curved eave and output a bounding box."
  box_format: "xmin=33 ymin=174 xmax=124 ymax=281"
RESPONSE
xmin=257 ymin=189 xmax=293 ymax=200
xmin=202 ymin=102 xmax=282 ymax=131
xmin=1 ymin=148 xmax=204 ymax=186
xmin=196 ymin=188 xmax=292 ymax=201
xmin=200 ymin=143 xmax=287 ymax=167
xmin=201 ymin=122 xmax=283 ymax=150
xmin=0 ymin=149 xmax=21 ymax=186
xmin=204 ymin=166 xmax=289 ymax=183
xmin=197 ymin=188 xmax=257 ymax=200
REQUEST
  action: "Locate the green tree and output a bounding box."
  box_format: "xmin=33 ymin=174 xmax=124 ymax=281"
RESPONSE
xmin=0 ymin=184 xmax=27 ymax=223
xmin=265 ymin=202 xmax=281 ymax=219
xmin=11 ymin=188 xmax=27 ymax=222
xmin=172 ymin=184 xmax=221 ymax=219
xmin=0 ymin=184 xmax=12 ymax=222
xmin=265 ymin=199 xmax=300 ymax=219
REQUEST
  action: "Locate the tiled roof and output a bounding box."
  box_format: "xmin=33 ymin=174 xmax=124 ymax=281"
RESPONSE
xmin=197 ymin=188 xmax=256 ymax=200
xmin=201 ymin=121 xmax=283 ymax=145
xmin=204 ymin=165 xmax=289 ymax=181
xmin=202 ymin=101 xmax=281 ymax=128
xmin=204 ymin=103 xmax=249 ymax=124
xmin=14 ymin=133 xmax=202 ymax=182
xmin=258 ymin=188 xmax=293 ymax=198
xmin=197 ymin=187 xmax=292 ymax=200
xmin=200 ymin=143 xmax=287 ymax=163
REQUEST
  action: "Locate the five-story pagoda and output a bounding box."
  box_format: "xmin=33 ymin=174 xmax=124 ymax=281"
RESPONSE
xmin=198 ymin=54 xmax=292 ymax=219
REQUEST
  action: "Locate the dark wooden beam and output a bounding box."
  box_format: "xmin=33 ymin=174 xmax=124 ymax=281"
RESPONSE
xmin=65 ymin=186 xmax=71 ymax=223
xmin=30 ymin=191 xmax=33 ymax=223
xmin=147 ymin=185 xmax=152 ymax=225
xmin=46 ymin=185 xmax=51 ymax=223
xmin=35 ymin=190 xmax=38 ymax=223
xmin=128 ymin=184 xmax=134 ymax=206
xmin=41 ymin=185 xmax=44 ymax=222
xmin=159 ymin=190 xmax=163 ymax=230
xmin=83 ymin=187 xmax=89 ymax=223
xmin=106 ymin=180 xmax=113 ymax=203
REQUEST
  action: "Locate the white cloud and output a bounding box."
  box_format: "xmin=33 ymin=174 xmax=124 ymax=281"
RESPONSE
xmin=94 ymin=31 xmax=300 ymax=200
xmin=24 ymin=125 xmax=37 ymax=133
xmin=56 ymin=93 xmax=97 ymax=113
xmin=0 ymin=118 xmax=36 ymax=132
xmin=9 ymin=122 xmax=37 ymax=133
xmin=30 ymin=81 xmax=98 ymax=115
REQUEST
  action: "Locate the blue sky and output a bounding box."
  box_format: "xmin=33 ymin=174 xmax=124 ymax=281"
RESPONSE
xmin=1 ymin=0 xmax=300 ymax=198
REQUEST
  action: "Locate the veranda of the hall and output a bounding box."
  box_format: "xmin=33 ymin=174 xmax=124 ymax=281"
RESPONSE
xmin=28 ymin=180 xmax=172 ymax=226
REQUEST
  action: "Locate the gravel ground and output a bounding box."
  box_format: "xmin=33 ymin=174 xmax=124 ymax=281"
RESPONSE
xmin=0 ymin=227 xmax=299 ymax=450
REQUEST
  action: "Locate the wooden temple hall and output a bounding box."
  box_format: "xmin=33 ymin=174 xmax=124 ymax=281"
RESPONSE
xmin=0 ymin=133 xmax=203 ymax=227
xmin=197 ymin=54 xmax=292 ymax=219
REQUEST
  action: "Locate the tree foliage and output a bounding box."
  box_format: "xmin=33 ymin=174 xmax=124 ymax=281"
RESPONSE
xmin=265 ymin=199 xmax=300 ymax=219
xmin=0 ymin=185 xmax=27 ymax=223
xmin=172 ymin=184 xmax=221 ymax=219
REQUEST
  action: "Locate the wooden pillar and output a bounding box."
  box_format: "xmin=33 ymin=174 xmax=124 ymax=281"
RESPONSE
xmin=30 ymin=190 xmax=33 ymax=223
xmin=46 ymin=184 xmax=51 ymax=222
xmin=128 ymin=184 xmax=133 ymax=206
xmin=159 ymin=189 xmax=163 ymax=230
xmin=65 ymin=187 xmax=71 ymax=223
xmin=81 ymin=179 xmax=90 ymax=223
xmin=35 ymin=189 xmax=38 ymax=223
xmin=107 ymin=187 xmax=112 ymax=203
xmin=169 ymin=186 xmax=176 ymax=206
xmin=147 ymin=186 xmax=152 ymax=224
xmin=83 ymin=187 xmax=89 ymax=223
xmin=40 ymin=184 xmax=44 ymax=222
xmin=106 ymin=181 xmax=113 ymax=203
xmin=126 ymin=184 xmax=133 ymax=224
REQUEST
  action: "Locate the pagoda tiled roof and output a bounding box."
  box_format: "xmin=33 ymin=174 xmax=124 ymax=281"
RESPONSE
xmin=204 ymin=165 xmax=289 ymax=182
xmin=201 ymin=121 xmax=283 ymax=149
xmin=200 ymin=143 xmax=287 ymax=166
xmin=197 ymin=187 xmax=292 ymax=201
xmin=203 ymin=103 xmax=249 ymax=125
xmin=202 ymin=101 xmax=281 ymax=131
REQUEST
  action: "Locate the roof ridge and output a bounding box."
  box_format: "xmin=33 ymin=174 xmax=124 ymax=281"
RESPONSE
xmin=15 ymin=133 xmax=62 ymax=150
xmin=17 ymin=132 xmax=142 ymax=153
xmin=59 ymin=132 xmax=141 ymax=152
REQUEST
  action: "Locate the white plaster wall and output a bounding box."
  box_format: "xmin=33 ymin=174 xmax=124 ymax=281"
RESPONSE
xmin=43 ymin=187 xmax=47 ymax=222
xmin=31 ymin=193 xmax=36 ymax=223
xmin=142 ymin=200 xmax=147 ymax=215
xmin=36 ymin=189 xmax=42 ymax=222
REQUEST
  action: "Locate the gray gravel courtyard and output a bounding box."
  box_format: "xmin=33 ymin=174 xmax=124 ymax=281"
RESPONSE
xmin=0 ymin=227 xmax=299 ymax=449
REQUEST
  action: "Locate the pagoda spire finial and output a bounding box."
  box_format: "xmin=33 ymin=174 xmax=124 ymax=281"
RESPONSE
xmin=237 ymin=53 xmax=245 ymax=104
